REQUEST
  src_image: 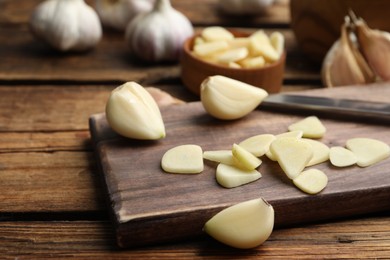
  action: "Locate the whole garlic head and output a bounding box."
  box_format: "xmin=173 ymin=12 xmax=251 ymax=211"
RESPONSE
xmin=218 ymin=0 xmax=274 ymax=15
xmin=30 ymin=0 xmax=102 ymax=52
xmin=95 ymin=0 xmax=155 ymax=31
xmin=125 ymin=0 xmax=194 ymax=62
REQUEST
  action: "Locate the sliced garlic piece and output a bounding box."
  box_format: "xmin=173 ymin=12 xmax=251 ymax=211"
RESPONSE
xmin=227 ymin=61 xmax=241 ymax=68
xmin=249 ymin=30 xmax=279 ymax=62
xmin=161 ymin=144 xmax=204 ymax=174
xmin=303 ymin=138 xmax=330 ymax=166
xmin=201 ymin=26 xmax=234 ymax=42
xmin=216 ymin=163 xmax=261 ymax=188
xmin=270 ymin=137 xmax=313 ymax=179
xmin=288 ymin=116 xmax=326 ymax=138
xmin=232 ymin=144 xmax=262 ymax=171
xmin=203 ymin=150 xmax=235 ymax=165
xmin=239 ymin=134 xmax=275 ymax=157
xmin=216 ymin=47 xmax=248 ymax=64
xmin=200 ymin=75 xmax=268 ymax=120
xmin=265 ymin=130 xmax=303 ymax=161
xmin=193 ymin=40 xmax=229 ymax=57
xmin=329 ymin=146 xmax=357 ymax=167
xmin=293 ymin=169 xmax=328 ymax=195
xmin=105 ymin=82 xmax=165 ymax=140
xmin=346 ymin=138 xmax=390 ymax=167
xmin=203 ymin=198 xmax=274 ymax=249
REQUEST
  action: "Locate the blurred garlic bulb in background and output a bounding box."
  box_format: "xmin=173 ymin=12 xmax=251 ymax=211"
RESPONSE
xmin=125 ymin=0 xmax=194 ymax=63
xmin=30 ymin=0 xmax=102 ymax=52
xmin=321 ymin=12 xmax=390 ymax=88
xmin=95 ymin=0 xmax=155 ymax=31
xmin=218 ymin=0 xmax=274 ymax=15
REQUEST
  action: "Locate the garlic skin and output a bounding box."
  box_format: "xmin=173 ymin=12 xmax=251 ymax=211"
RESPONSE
xmin=218 ymin=0 xmax=274 ymax=15
xmin=321 ymin=22 xmax=367 ymax=88
xmin=95 ymin=0 xmax=155 ymax=31
xmin=125 ymin=0 xmax=194 ymax=62
xmin=354 ymin=18 xmax=390 ymax=81
xmin=105 ymin=82 xmax=166 ymax=140
xmin=321 ymin=12 xmax=390 ymax=87
xmin=30 ymin=0 xmax=102 ymax=52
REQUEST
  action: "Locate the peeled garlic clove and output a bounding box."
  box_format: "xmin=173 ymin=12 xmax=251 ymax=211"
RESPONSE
xmin=95 ymin=0 xmax=155 ymax=31
xmin=232 ymin=144 xmax=262 ymax=171
xmin=200 ymin=75 xmax=268 ymax=120
xmin=30 ymin=0 xmax=102 ymax=52
xmin=105 ymin=82 xmax=166 ymax=140
xmin=216 ymin=163 xmax=261 ymax=188
xmin=329 ymin=146 xmax=357 ymax=167
xmin=161 ymin=145 xmax=203 ymax=174
xmin=250 ymin=30 xmax=280 ymax=62
xmin=201 ymin=26 xmax=234 ymax=42
xmin=270 ymin=137 xmax=313 ymax=179
xmin=346 ymin=138 xmax=390 ymax=167
xmin=238 ymin=56 xmax=266 ymax=68
xmin=302 ymin=138 xmax=330 ymax=167
xmin=293 ymin=169 xmax=328 ymax=195
xmin=288 ymin=116 xmax=326 ymax=139
xmin=354 ymin=18 xmax=390 ymax=81
xmin=193 ymin=41 xmax=229 ymax=57
xmin=204 ymin=198 xmax=274 ymax=249
xmin=125 ymin=0 xmax=194 ymax=62
xmin=239 ymin=134 xmax=275 ymax=157
xmin=216 ymin=47 xmax=249 ymax=64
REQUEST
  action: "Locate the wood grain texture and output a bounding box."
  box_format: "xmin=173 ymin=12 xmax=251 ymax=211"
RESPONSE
xmin=0 ymin=151 xmax=104 ymax=212
xmin=0 ymin=26 xmax=320 ymax=83
xmin=0 ymin=216 xmax=389 ymax=259
xmin=90 ymin=84 xmax=390 ymax=247
xmin=0 ymin=0 xmax=321 ymax=84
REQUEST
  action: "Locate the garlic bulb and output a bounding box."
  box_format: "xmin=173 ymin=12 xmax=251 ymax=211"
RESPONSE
xmin=95 ymin=0 xmax=155 ymax=31
xmin=30 ymin=0 xmax=102 ymax=52
xmin=125 ymin=0 xmax=194 ymax=62
xmin=218 ymin=0 xmax=274 ymax=15
xmin=321 ymin=12 xmax=390 ymax=87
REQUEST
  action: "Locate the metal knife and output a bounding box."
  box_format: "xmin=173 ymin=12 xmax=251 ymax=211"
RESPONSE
xmin=260 ymin=94 xmax=390 ymax=122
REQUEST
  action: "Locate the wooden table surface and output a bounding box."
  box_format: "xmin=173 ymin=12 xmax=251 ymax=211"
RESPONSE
xmin=1 ymin=0 xmax=389 ymax=259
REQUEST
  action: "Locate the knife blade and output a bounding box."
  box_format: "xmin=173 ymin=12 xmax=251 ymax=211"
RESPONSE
xmin=260 ymin=94 xmax=390 ymax=122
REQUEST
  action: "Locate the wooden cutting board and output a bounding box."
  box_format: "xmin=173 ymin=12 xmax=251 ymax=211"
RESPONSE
xmin=89 ymin=85 xmax=390 ymax=248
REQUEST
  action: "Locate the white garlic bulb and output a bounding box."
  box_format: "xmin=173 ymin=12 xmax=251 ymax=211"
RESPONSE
xmin=218 ymin=0 xmax=274 ymax=15
xmin=125 ymin=0 xmax=194 ymax=62
xmin=30 ymin=0 xmax=102 ymax=52
xmin=95 ymin=0 xmax=155 ymax=31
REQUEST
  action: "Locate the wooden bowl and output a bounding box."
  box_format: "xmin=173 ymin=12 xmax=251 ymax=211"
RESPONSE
xmin=180 ymin=31 xmax=286 ymax=96
xmin=290 ymin=0 xmax=390 ymax=63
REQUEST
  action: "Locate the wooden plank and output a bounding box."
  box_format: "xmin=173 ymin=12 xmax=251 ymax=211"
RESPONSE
xmin=0 ymin=151 xmax=104 ymax=212
xmin=0 ymin=216 xmax=389 ymax=258
xmin=0 ymin=131 xmax=91 ymax=152
xmin=0 ymin=84 xmax=321 ymax=133
xmin=90 ymin=84 xmax=390 ymax=247
xmin=0 ymin=0 xmax=290 ymax=26
xmin=0 ymin=27 xmax=320 ymax=83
